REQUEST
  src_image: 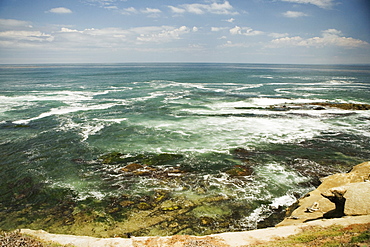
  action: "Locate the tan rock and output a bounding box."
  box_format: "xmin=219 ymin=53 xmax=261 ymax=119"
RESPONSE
xmin=277 ymin=161 xmax=370 ymax=227
xmin=343 ymin=182 xmax=370 ymax=216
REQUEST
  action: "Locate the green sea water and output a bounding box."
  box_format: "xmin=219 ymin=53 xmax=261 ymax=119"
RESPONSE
xmin=0 ymin=63 xmax=369 ymax=236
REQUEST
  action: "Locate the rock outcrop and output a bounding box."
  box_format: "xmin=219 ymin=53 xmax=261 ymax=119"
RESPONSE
xmin=277 ymin=161 xmax=370 ymax=226
xmin=323 ymin=182 xmax=370 ymax=216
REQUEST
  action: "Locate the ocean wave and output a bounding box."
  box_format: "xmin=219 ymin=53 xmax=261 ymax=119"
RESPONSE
xmin=57 ymin=117 xmax=128 ymax=141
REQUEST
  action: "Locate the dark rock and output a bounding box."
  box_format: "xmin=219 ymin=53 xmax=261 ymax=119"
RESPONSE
xmin=225 ymin=165 xmax=253 ymax=176
xmin=121 ymin=163 xmax=143 ymax=172
xmin=199 ymin=216 xmax=215 ymax=226
xmin=136 ymin=202 xmax=152 ymax=210
xmin=257 ymin=207 xmax=286 ymax=229
xmin=99 ymin=152 xmax=125 ymax=164
xmin=119 ymin=201 xmax=135 ymax=207
xmin=321 ymin=188 xmax=346 ymax=218
xmin=161 ymin=200 xmax=182 ymax=211
xmin=232 ymin=148 xmax=259 ymax=160
xmin=267 ymin=102 xmax=370 ymax=111
xmin=267 ymin=105 xmax=290 ymax=111
xmin=153 ymin=191 xmax=168 ymax=204
xmin=144 ymin=153 xmax=183 ymax=166
xmin=313 ymin=106 xmax=326 ymax=110
xmin=132 ymin=170 xmax=152 ymax=176
xmin=302 ymin=102 xmax=370 ymax=110
xmin=233 ymin=148 xmax=252 ymax=157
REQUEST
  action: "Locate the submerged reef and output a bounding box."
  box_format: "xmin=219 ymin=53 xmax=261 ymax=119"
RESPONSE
xmin=269 ymin=102 xmax=370 ymax=111
xmin=234 ymin=102 xmax=370 ymax=111
xmin=0 ymin=148 xmax=367 ymax=238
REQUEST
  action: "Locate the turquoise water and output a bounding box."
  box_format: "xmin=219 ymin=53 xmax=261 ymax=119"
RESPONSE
xmin=1 ymin=63 xmax=369 ymax=235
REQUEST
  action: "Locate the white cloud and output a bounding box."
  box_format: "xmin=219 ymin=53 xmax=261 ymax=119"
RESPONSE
xmin=47 ymin=7 xmax=73 ymax=14
xmin=211 ymin=27 xmax=228 ymax=32
xmin=270 ymin=29 xmax=369 ymax=48
xmin=270 ymin=36 xmax=303 ymax=46
xmin=0 ymin=22 xmax=195 ymax=51
xmin=322 ymin=28 xmax=342 ymax=37
xmin=220 ymin=40 xmax=251 ymax=48
xmin=269 ymin=32 xmax=290 ymax=38
xmin=136 ymin=26 xmax=190 ymax=43
xmin=72 ymin=27 xmax=129 ymax=38
xmin=140 ymin=8 xmax=162 ymax=18
xmin=0 ymin=19 xmax=32 ymax=29
xmin=283 ymin=11 xmax=308 ymax=18
xmin=168 ymin=1 xmax=238 ymax=15
xmin=83 ymin=0 xmax=127 ymax=9
xmin=281 ymin=0 xmax=334 ymax=9
xmin=0 ymin=30 xmax=54 ymax=42
xmin=168 ymin=6 xmax=186 ymax=14
xmin=104 ymin=6 xmax=118 ymax=10
xmin=58 ymin=25 xmax=191 ymax=45
xmin=60 ymin=28 xmax=81 ymax=33
xmin=121 ymin=7 xmax=162 ymax=16
xmin=230 ymin=26 xmax=264 ymax=36
xmin=225 ymin=18 xmax=235 ymax=23
xmin=141 ymin=8 xmax=162 ymax=14
xmin=121 ymin=7 xmax=138 ymax=15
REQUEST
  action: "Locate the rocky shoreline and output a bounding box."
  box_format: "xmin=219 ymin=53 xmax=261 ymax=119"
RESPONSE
xmin=278 ymin=161 xmax=370 ymax=226
xmin=8 ymin=161 xmax=370 ymax=246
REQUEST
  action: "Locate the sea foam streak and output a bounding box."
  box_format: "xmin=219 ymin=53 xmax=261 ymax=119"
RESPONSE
xmin=13 ymin=103 xmax=118 ymax=124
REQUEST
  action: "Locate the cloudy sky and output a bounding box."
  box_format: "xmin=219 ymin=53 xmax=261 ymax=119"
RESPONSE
xmin=0 ymin=0 xmax=369 ymax=64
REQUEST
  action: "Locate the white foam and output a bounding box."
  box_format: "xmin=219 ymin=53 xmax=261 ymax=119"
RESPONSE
xmin=270 ymin=195 xmax=297 ymax=209
xmin=13 ymin=103 xmax=117 ymax=124
xmin=255 ymin=163 xmax=309 ymax=186
xmin=58 ymin=117 xmax=127 ymax=141
xmin=93 ymin=118 xmax=127 ymax=124
xmin=239 ymin=205 xmax=270 ymax=229
xmin=48 ymin=180 xmax=107 ymax=201
xmin=80 ymin=123 xmax=106 ymax=142
xmin=0 ymin=92 xmax=93 ymax=103
xmin=129 ymin=114 xmax=329 ymax=153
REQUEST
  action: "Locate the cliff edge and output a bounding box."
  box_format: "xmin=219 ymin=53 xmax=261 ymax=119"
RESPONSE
xmin=277 ymin=161 xmax=370 ymax=227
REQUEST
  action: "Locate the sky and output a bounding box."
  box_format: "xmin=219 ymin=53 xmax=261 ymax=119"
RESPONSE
xmin=0 ymin=0 xmax=369 ymax=64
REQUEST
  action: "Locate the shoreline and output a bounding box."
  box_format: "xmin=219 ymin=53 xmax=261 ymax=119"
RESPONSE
xmin=13 ymin=161 xmax=370 ymax=246
xmin=19 ymin=215 xmax=370 ymax=247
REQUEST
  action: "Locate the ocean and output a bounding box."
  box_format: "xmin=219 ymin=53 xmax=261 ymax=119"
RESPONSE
xmin=0 ymin=63 xmax=369 ymax=237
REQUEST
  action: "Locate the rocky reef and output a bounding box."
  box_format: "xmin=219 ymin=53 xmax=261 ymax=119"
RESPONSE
xmin=1 ymin=151 xmax=266 ymax=238
xmin=268 ymin=102 xmax=370 ymax=111
xmin=2 ymin=161 xmax=370 ymax=246
xmin=234 ymin=101 xmax=370 ymax=112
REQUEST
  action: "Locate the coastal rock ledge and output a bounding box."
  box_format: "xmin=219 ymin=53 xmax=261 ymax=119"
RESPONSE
xmin=278 ymin=161 xmax=370 ymax=226
xmin=19 ymin=161 xmax=370 ymax=247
